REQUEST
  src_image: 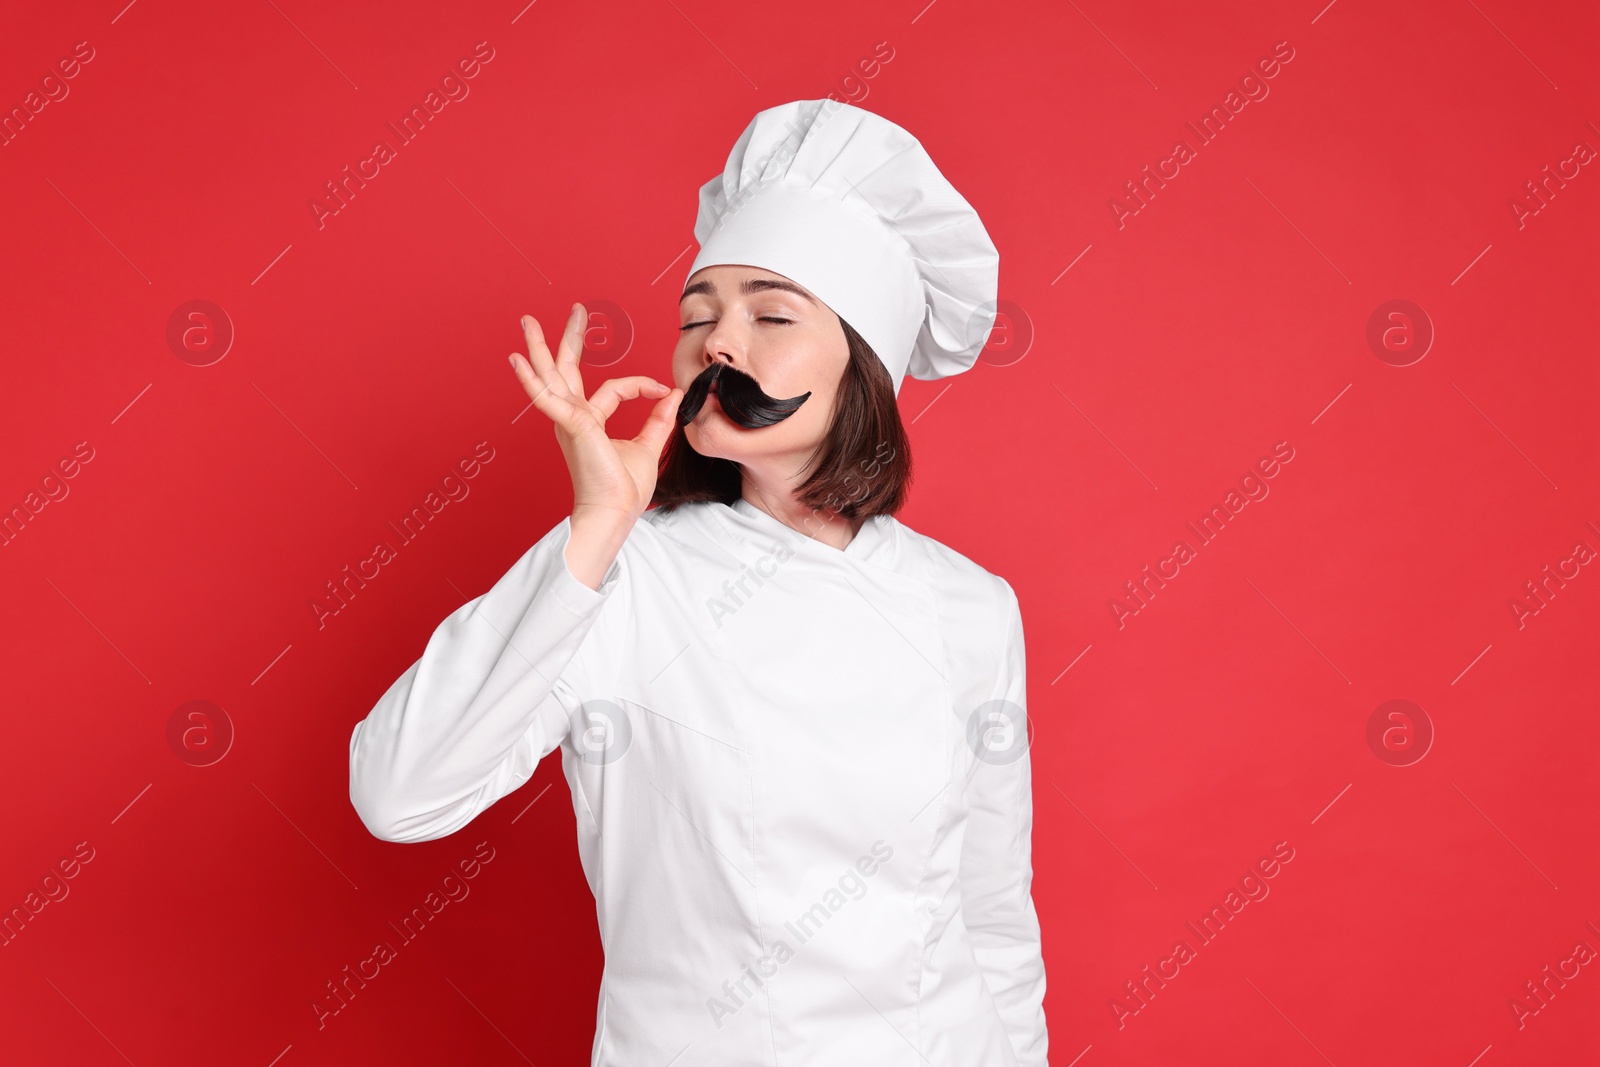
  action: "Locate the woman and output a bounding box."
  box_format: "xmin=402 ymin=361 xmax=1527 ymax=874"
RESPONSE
xmin=349 ymin=99 xmax=1048 ymax=1066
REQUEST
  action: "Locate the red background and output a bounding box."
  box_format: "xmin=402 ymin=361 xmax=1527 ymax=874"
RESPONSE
xmin=1 ymin=1 xmax=1596 ymax=1064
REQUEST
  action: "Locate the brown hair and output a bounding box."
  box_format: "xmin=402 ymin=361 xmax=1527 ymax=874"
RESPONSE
xmin=651 ymin=316 xmax=913 ymax=524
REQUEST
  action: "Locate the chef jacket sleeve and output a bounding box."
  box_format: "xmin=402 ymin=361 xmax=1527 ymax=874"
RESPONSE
xmin=959 ymin=577 xmax=1048 ymax=1066
xmin=348 ymin=514 xmax=619 ymax=843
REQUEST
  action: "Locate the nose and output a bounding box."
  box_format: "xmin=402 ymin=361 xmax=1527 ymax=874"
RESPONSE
xmin=701 ymin=335 xmax=744 ymax=380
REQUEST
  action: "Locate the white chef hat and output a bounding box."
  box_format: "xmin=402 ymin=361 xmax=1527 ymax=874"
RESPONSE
xmin=684 ymin=99 xmax=999 ymax=396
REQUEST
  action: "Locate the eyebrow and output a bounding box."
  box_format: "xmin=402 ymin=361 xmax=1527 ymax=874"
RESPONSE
xmin=679 ymin=277 xmax=818 ymax=306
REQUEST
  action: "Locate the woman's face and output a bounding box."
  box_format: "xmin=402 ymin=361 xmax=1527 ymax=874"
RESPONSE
xmin=673 ymin=263 xmax=849 ymax=470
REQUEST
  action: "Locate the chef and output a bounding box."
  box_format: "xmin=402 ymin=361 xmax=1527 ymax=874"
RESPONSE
xmin=349 ymin=98 xmax=1048 ymax=1066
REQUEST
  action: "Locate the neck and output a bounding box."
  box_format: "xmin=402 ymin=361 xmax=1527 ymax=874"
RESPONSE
xmin=739 ymin=473 xmax=863 ymax=551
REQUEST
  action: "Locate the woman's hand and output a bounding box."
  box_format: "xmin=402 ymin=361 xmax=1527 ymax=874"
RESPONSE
xmin=509 ymin=304 xmax=682 ymax=586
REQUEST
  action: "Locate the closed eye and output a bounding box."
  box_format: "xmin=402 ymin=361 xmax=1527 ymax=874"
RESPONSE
xmin=679 ymin=318 xmax=795 ymax=331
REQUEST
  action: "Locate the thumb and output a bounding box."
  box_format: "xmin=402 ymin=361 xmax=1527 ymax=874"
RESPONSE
xmin=633 ymin=388 xmax=683 ymax=457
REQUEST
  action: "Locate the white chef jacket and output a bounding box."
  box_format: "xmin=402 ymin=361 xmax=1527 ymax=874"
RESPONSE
xmin=348 ymin=497 xmax=1048 ymax=1066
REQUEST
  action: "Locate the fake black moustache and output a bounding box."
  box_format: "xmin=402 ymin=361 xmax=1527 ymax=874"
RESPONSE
xmin=675 ymin=362 xmax=811 ymax=429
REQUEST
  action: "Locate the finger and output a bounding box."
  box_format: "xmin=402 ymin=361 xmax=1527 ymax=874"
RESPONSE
xmin=551 ymin=303 xmax=587 ymax=396
xmin=508 ymin=350 xmax=582 ymax=428
xmin=519 ymin=314 xmax=573 ymax=402
xmin=632 ymin=387 xmax=684 ymax=458
xmin=588 ymin=376 xmax=671 ymax=421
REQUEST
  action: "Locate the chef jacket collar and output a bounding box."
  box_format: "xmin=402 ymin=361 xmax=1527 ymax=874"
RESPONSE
xmin=726 ymin=496 xmax=889 ymax=561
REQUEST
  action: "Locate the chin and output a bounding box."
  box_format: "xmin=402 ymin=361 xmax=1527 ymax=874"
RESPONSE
xmin=683 ymin=420 xmax=729 ymax=460
xmin=686 ymin=417 xmax=768 ymax=465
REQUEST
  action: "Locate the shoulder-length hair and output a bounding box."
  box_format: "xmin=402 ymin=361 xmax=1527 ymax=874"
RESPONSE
xmin=651 ymin=316 xmax=913 ymax=523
